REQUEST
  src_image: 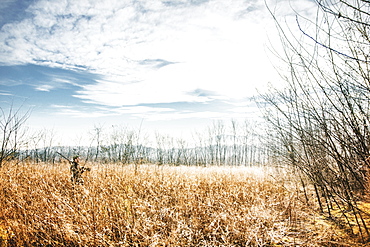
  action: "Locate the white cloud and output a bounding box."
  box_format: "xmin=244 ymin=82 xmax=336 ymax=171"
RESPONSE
xmin=35 ymin=84 xmax=54 ymax=91
xmin=0 ymin=0 xmax=317 ymax=110
xmin=0 ymin=92 xmax=12 ymax=96
xmin=51 ymin=104 xmax=114 ymax=118
xmin=114 ymin=105 xmax=175 ymax=114
xmin=51 ymin=103 xmax=176 ymax=119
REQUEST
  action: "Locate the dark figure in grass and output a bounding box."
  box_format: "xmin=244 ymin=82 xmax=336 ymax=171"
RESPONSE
xmin=70 ymin=156 xmax=90 ymax=185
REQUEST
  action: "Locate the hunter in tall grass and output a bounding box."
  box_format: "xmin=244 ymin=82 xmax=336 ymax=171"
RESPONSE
xmin=0 ymin=162 xmax=362 ymax=246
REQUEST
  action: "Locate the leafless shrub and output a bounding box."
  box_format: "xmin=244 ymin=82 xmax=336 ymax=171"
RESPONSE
xmin=262 ymin=0 xmax=370 ymax=240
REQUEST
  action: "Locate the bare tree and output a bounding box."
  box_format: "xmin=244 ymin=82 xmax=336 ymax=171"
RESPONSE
xmin=263 ymin=0 xmax=370 ymax=238
xmin=0 ymin=105 xmax=30 ymax=167
xmin=92 ymin=124 xmax=104 ymax=162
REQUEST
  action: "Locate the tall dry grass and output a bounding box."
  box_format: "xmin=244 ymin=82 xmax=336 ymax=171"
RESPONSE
xmin=0 ymin=163 xmax=359 ymax=246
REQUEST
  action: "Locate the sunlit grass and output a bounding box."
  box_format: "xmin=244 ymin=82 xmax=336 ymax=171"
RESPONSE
xmin=0 ymin=163 xmax=363 ymax=246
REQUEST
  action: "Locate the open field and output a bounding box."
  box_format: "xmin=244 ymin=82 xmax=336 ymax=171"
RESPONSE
xmin=0 ymin=163 xmax=366 ymax=246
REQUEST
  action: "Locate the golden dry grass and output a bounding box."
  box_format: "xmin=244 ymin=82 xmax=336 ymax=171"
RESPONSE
xmin=0 ymin=163 xmax=363 ymax=246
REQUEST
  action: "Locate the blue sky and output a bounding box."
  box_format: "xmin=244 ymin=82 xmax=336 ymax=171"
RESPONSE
xmin=0 ymin=0 xmax=316 ymax=146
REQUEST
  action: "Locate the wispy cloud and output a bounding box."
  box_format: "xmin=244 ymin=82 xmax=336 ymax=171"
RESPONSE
xmin=50 ymin=99 xmax=250 ymax=122
xmin=51 ymin=104 xmax=114 ymax=118
xmin=0 ymin=91 xmax=12 ymax=96
xmin=0 ymin=0 xmax=317 ymax=119
xmin=35 ymin=84 xmax=54 ymax=92
xmin=51 ymin=103 xmax=176 ymax=119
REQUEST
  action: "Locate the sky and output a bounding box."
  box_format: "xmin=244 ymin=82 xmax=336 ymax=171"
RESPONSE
xmin=0 ymin=0 xmax=317 ymax=146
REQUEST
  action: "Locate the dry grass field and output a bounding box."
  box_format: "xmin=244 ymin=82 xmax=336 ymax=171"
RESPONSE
xmin=0 ymin=162 xmax=366 ymax=246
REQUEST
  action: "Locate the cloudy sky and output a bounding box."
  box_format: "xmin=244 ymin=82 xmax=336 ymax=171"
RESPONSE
xmin=0 ymin=0 xmax=316 ymax=146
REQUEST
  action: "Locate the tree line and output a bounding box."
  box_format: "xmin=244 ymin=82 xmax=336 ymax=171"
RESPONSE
xmin=0 ymin=108 xmax=268 ymax=167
